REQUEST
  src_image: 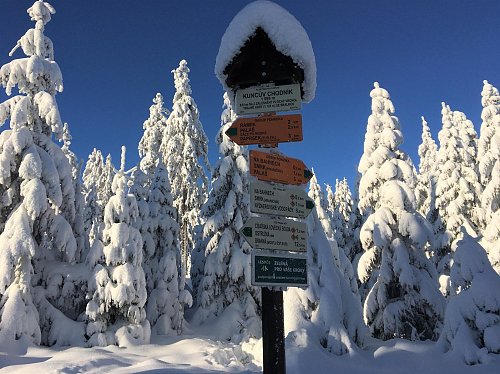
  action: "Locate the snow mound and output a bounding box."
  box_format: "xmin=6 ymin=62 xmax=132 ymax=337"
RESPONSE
xmin=215 ymin=0 xmax=316 ymax=102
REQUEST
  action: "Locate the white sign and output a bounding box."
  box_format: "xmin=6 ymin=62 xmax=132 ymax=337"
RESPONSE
xmin=250 ymin=181 xmax=314 ymax=219
xmin=240 ymin=217 xmax=307 ymax=252
xmin=235 ymin=83 xmax=301 ymax=115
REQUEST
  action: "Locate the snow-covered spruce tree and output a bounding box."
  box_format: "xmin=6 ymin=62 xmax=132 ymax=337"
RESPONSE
xmin=478 ymin=80 xmax=500 ymax=227
xmin=415 ymin=116 xmax=438 ymax=219
xmin=438 ymin=232 xmax=500 ymax=364
xmin=160 ymin=60 xmax=210 ymax=274
xmin=325 ymin=183 xmax=335 ymax=221
xmin=309 ymin=174 xmax=358 ymax=295
xmin=136 ymin=92 xmax=191 ymax=334
xmin=85 ymin=147 xmax=150 ymax=347
xmin=356 ymin=83 xmax=416 ymax=290
xmin=60 ymin=123 xmax=86 ymax=261
xmin=138 ymin=92 xmax=169 ymax=178
xmin=479 ymin=81 xmax=500 ymax=270
xmin=146 ymin=159 xmax=191 ymax=335
xmin=434 ymin=103 xmax=481 ymax=283
xmin=483 ymin=211 xmax=500 ymax=273
xmin=357 ymin=83 xmax=444 ymax=341
xmin=130 ymin=167 xmax=154 ymax=285
xmin=134 ymin=92 xmax=169 ymax=294
xmin=330 ymin=178 xmax=361 ymax=263
xmin=82 ymin=148 xmax=114 ymax=247
xmin=192 ymin=93 xmax=260 ymax=341
xmin=284 ymin=207 xmax=367 ymax=355
xmin=456 ymin=110 xmax=481 ymax=227
xmin=0 ymin=0 xmax=83 ymax=345
xmin=308 ymin=172 xmax=331 ymax=237
xmin=357 ymin=82 xmax=410 ymax=219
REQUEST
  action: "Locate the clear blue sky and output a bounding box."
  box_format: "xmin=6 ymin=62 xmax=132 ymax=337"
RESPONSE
xmin=1 ymin=0 xmax=500 ymax=191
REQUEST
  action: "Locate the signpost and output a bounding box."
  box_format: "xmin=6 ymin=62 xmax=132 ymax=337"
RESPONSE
xmin=217 ymin=9 xmax=316 ymax=373
xmin=235 ymin=83 xmax=301 ymax=115
xmin=252 ymin=252 xmax=307 ymax=287
xmin=225 ymin=114 xmax=303 ymax=145
xmin=250 ymin=150 xmax=313 ymax=185
xmin=250 ymin=181 xmax=314 ymax=219
xmin=240 ymin=217 xmax=307 ymax=252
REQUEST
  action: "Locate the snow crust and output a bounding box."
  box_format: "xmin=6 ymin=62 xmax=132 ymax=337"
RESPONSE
xmin=215 ymin=0 xmax=316 ymax=102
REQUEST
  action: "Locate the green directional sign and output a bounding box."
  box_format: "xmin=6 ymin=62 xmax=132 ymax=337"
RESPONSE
xmin=250 ymin=181 xmax=314 ymax=219
xmin=240 ymin=217 xmax=307 ymax=252
xmin=252 ymin=251 xmax=308 ymax=287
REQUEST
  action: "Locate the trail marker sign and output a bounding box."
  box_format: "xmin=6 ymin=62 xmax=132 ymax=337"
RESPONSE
xmin=240 ymin=216 xmax=307 ymax=252
xmin=252 ymin=251 xmax=308 ymax=287
xmin=250 ymin=181 xmax=314 ymax=219
xmin=225 ymin=114 xmax=303 ymax=145
xmin=250 ymin=150 xmax=313 ymax=185
xmin=235 ymin=83 xmax=301 ymax=115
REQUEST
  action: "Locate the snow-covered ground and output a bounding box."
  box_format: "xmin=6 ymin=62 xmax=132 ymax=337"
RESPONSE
xmin=1 ymin=334 xmax=499 ymax=373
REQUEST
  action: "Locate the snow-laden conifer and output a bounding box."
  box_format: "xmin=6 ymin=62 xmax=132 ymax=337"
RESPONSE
xmin=192 ymin=93 xmax=260 ymax=341
xmin=0 ymin=0 xmax=79 ymax=346
xmin=478 ymin=80 xmax=500 ymax=222
xmin=357 ymin=83 xmax=415 ymax=218
xmin=330 ymin=178 xmax=361 ymax=263
xmin=82 ymin=149 xmax=115 ymax=248
xmin=146 ymin=160 xmax=191 ymax=335
xmin=130 ymin=167 xmax=154 ymax=280
xmin=415 ymin=117 xmax=438 ymax=219
xmin=478 ymin=81 xmax=500 ymax=269
xmin=309 ymin=175 xmax=358 ymax=295
xmin=61 ymin=123 xmax=86 ymax=261
xmin=438 ymin=232 xmax=500 ymax=364
xmin=160 ymin=60 xmax=210 ymax=274
xmin=308 ymin=172 xmax=332 ymax=237
xmin=284 ymin=207 xmax=367 ymax=355
xmin=138 ymin=93 xmax=168 ymax=177
xmin=357 ymin=83 xmax=444 ymax=341
xmin=85 ymin=147 xmax=150 ymax=347
xmin=434 ymin=103 xmax=481 ymax=282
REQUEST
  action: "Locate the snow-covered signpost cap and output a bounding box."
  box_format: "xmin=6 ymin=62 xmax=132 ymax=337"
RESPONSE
xmin=215 ymin=0 xmax=316 ymax=103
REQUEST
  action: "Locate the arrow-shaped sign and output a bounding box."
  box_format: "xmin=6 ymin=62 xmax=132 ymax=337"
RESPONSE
xmin=250 ymin=181 xmax=314 ymax=219
xmin=249 ymin=150 xmax=313 ymax=185
xmin=240 ymin=217 xmax=307 ymax=252
xmin=225 ymin=114 xmax=303 ymax=145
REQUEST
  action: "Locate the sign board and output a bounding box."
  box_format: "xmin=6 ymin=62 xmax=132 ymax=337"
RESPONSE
xmin=235 ymin=83 xmax=301 ymax=115
xmin=252 ymin=251 xmax=308 ymax=287
xmin=250 ymin=150 xmax=313 ymax=185
xmin=225 ymin=114 xmax=303 ymax=145
xmin=240 ymin=217 xmax=307 ymax=252
xmin=250 ymin=181 xmax=314 ymax=219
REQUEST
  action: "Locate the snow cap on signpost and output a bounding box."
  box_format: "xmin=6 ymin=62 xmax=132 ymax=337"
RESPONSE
xmin=215 ymin=0 xmax=316 ymax=103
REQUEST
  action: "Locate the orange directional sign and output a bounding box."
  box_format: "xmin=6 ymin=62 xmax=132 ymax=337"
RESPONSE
xmin=249 ymin=150 xmax=313 ymax=185
xmin=225 ymin=114 xmax=303 ymax=145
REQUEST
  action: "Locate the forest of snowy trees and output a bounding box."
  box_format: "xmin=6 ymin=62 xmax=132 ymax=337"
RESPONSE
xmin=0 ymin=0 xmax=499 ymax=367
